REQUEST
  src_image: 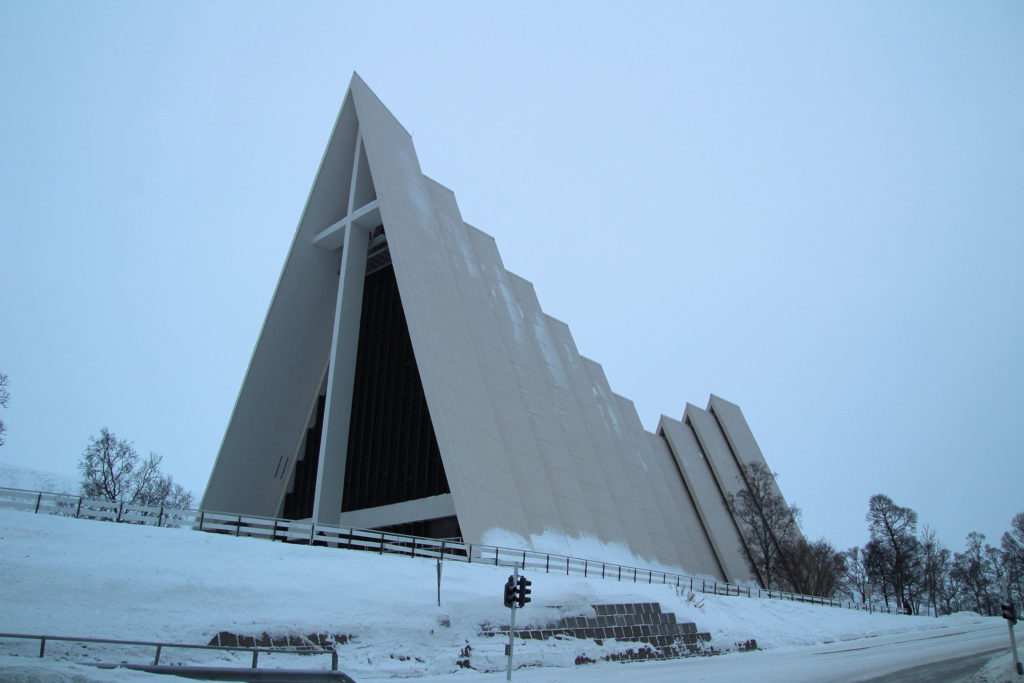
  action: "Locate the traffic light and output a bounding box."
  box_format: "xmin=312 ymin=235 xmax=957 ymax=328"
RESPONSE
xmin=503 ymin=576 xmax=517 ymax=608
xmin=517 ymin=575 xmax=532 ymax=608
xmin=1001 ymin=602 xmax=1017 ymax=625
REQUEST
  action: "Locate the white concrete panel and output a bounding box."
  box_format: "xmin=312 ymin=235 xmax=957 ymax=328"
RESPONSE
xmin=337 ymin=494 xmax=455 ymax=529
xmin=688 ymin=405 xmax=746 ymax=490
xmin=658 ymin=415 xmax=758 ymax=584
xmin=609 ymin=392 xmax=688 ymax=568
xmin=347 ymin=75 xmax=531 ymax=545
xmin=541 ymin=317 xmax=634 ymax=551
xmin=202 ymin=93 xmax=360 ymax=517
xmin=579 ymin=357 xmax=660 ymax=563
xmin=462 ymin=226 xmax=592 ymax=541
xmin=313 ymin=221 xmax=368 ymax=524
xmin=687 ymin=402 xmax=761 ymax=582
xmin=707 ymin=395 xmax=767 ymax=477
xmin=612 ymin=393 xmax=696 ymax=570
xmin=708 ymin=394 xmax=805 ymax=547
xmin=645 ymin=431 xmax=726 ymax=579
xmin=502 ymin=277 xmax=629 ymax=547
xmin=423 ymin=178 xmax=563 ymax=536
xmin=503 ymin=278 xmax=582 ymax=463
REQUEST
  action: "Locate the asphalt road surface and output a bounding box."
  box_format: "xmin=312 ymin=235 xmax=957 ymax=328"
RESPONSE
xmin=421 ymin=620 xmax=1016 ymax=682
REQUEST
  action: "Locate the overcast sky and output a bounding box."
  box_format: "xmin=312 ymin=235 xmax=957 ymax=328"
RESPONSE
xmin=2 ymin=1 xmax=1022 ymax=556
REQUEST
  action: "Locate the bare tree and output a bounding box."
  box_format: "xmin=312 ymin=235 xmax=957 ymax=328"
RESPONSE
xmin=920 ymin=525 xmax=951 ymax=617
xmin=132 ymin=453 xmax=193 ymax=509
xmin=728 ymin=461 xmax=801 ymax=589
xmin=783 ymin=538 xmax=847 ymax=597
xmin=858 ymin=502 xmax=1024 ymax=616
xmin=0 ymin=372 xmax=9 ymax=447
xmin=944 ymin=553 xmax=968 ymax=614
xmin=843 ymin=546 xmax=872 ymax=606
xmin=78 ymin=427 xmax=193 ymax=509
xmin=80 ymin=427 xmax=138 ymax=501
xmin=866 ymin=494 xmax=920 ymax=613
xmin=864 ymin=538 xmax=894 ymax=609
xmin=1002 ymin=512 xmax=1024 ymax=612
xmin=959 ymin=531 xmax=998 ymax=615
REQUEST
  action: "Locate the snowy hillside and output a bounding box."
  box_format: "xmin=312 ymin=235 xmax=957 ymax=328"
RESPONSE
xmin=0 ymin=462 xmax=79 ymax=494
xmin=0 ymin=507 xmax=1000 ymax=681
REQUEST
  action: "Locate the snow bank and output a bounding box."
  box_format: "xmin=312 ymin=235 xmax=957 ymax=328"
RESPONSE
xmin=968 ymin=651 xmax=1023 ymax=682
xmin=482 ymin=526 xmax=723 ymax=584
xmin=0 ymin=658 xmax=165 ymax=682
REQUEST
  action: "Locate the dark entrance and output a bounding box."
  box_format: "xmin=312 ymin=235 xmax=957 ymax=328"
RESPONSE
xmin=342 ymin=260 xmax=451 ymax=511
xmin=281 ymin=252 xmax=457 ymax=539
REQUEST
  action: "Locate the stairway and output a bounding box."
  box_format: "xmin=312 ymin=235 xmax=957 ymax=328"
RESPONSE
xmin=488 ymin=601 xmax=715 ymax=662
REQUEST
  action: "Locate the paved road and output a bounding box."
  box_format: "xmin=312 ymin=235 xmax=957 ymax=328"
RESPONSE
xmin=861 ymin=648 xmax=1005 ymax=682
xmin=419 ymin=620 xmax=1015 ymax=682
xmin=811 ymin=623 xmax=1010 ymax=682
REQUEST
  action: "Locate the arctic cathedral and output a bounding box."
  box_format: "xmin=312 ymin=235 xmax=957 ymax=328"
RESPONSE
xmin=202 ymin=74 xmax=797 ymax=586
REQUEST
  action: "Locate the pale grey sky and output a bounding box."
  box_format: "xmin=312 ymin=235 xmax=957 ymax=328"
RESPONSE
xmin=1 ymin=1 xmax=1022 ymax=555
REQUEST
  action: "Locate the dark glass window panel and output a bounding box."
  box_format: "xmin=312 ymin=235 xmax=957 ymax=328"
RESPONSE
xmin=342 ymin=262 xmax=450 ymax=512
xmin=282 ymin=395 xmax=325 ymax=520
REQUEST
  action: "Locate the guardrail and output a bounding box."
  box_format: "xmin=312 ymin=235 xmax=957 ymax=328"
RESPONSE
xmin=0 ymin=631 xmax=340 ymax=670
xmin=0 ymin=485 xmax=894 ymax=614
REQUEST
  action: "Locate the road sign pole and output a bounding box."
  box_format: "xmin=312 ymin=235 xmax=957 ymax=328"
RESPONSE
xmin=436 ymin=557 xmax=442 ymax=607
xmin=507 ymin=565 xmax=518 ymax=681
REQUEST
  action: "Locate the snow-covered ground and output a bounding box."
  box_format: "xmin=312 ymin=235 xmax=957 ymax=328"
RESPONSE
xmin=0 ymin=506 xmax=1005 ymax=681
xmin=0 ymin=463 xmax=79 ymax=495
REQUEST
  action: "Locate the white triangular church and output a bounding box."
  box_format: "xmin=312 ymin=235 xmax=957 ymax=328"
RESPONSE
xmin=202 ymin=73 xmax=796 ymax=584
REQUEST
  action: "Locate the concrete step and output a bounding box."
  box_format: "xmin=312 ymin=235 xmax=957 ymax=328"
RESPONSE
xmin=486 ymin=601 xmax=718 ymax=662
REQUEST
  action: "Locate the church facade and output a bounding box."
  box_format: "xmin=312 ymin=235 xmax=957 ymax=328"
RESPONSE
xmin=202 ymin=74 xmax=796 ymax=585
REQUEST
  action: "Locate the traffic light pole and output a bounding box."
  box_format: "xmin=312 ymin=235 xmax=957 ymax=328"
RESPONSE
xmin=1010 ymin=621 xmax=1021 ymax=677
xmin=1006 ymin=584 xmax=1022 ymax=677
xmin=506 ymin=565 xmax=518 ymax=681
